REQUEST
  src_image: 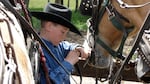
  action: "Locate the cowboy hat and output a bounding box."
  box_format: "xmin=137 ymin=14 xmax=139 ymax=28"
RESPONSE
xmin=31 ymin=3 xmax=82 ymax=36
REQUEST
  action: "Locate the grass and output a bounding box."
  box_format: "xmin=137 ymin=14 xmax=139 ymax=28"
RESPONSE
xmin=28 ymin=0 xmax=90 ymax=31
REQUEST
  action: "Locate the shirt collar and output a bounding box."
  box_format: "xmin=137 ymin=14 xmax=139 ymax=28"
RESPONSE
xmin=42 ymin=38 xmax=57 ymax=48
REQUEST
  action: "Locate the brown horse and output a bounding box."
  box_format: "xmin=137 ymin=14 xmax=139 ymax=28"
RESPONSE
xmin=0 ymin=2 xmax=34 ymax=84
xmin=83 ymin=0 xmax=150 ymax=82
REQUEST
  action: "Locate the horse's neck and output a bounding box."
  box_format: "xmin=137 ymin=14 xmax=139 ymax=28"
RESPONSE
xmin=112 ymin=0 xmax=150 ymax=36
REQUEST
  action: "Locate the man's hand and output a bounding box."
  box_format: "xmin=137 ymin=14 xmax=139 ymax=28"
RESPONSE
xmin=75 ymin=46 xmax=91 ymax=60
xmin=65 ymin=50 xmax=80 ymax=65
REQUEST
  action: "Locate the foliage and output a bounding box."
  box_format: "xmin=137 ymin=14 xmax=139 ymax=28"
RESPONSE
xmin=28 ymin=0 xmax=90 ymax=31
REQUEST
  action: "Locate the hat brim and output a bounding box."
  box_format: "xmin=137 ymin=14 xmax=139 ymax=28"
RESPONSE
xmin=31 ymin=12 xmax=82 ymax=36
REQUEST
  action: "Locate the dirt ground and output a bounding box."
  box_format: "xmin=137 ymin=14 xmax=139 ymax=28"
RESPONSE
xmin=70 ymin=75 xmax=144 ymax=84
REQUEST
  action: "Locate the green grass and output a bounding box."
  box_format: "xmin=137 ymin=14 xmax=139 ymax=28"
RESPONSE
xmin=28 ymin=0 xmax=90 ymax=31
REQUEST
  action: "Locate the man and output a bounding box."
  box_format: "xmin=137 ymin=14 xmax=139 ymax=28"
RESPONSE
xmin=31 ymin=3 xmax=90 ymax=84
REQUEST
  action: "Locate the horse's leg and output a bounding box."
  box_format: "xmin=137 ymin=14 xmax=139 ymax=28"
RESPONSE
xmin=95 ymin=78 xmax=98 ymax=84
xmin=108 ymin=60 xmax=122 ymax=84
xmin=107 ymin=59 xmax=115 ymax=84
xmin=109 ymin=60 xmax=122 ymax=84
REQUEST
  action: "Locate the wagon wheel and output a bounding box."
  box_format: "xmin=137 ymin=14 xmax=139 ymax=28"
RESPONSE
xmin=110 ymin=11 xmax=150 ymax=84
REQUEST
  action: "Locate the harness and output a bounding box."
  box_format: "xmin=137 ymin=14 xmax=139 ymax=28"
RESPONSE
xmin=111 ymin=11 xmax=150 ymax=84
xmin=87 ymin=0 xmax=150 ymax=83
xmin=117 ymin=0 xmax=150 ymax=8
xmin=0 ymin=5 xmax=19 ymax=83
xmin=90 ymin=0 xmax=134 ymax=60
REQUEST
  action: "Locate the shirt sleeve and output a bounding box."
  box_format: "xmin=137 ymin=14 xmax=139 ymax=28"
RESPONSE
xmin=50 ymin=60 xmax=74 ymax=84
xmin=61 ymin=41 xmax=81 ymax=50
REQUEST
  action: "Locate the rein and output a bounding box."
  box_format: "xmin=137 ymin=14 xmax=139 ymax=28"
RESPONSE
xmin=18 ymin=0 xmax=32 ymax=25
xmin=91 ymin=0 xmax=134 ymax=59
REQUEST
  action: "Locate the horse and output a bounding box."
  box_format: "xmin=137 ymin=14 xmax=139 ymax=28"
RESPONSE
xmin=0 ymin=2 xmax=35 ymax=84
xmin=82 ymin=0 xmax=150 ymax=83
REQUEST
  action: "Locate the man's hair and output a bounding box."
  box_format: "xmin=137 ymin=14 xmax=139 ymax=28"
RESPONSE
xmin=41 ymin=20 xmax=59 ymax=29
xmin=41 ymin=20 xmax=49 ymax=28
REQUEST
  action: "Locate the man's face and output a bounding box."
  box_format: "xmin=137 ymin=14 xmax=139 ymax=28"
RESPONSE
xmin=50 ymin=23 xmax=69 ymax=46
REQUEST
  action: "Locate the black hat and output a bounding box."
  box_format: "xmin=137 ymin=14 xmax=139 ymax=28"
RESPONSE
xmin=31 ymin=3 xmax=82 ymax=36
